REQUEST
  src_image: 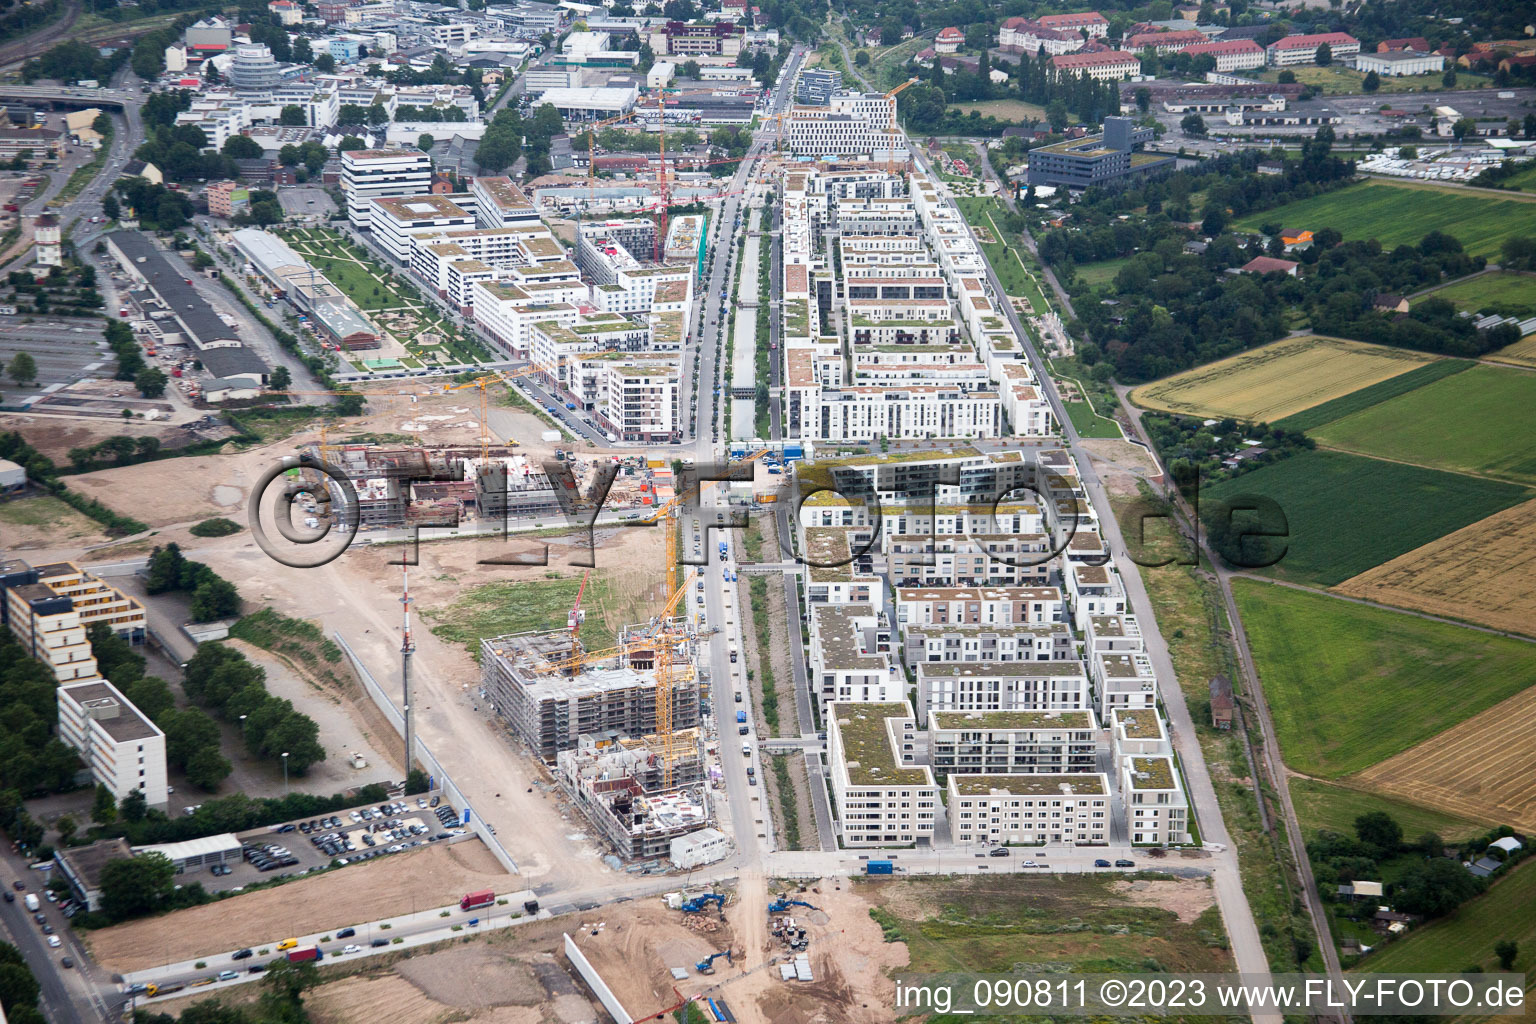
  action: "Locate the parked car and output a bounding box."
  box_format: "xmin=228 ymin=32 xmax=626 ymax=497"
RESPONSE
xmin=231 ymin=949 xmax=253 ymax=960
xmin=336 ymin=928 xmax=355 ymax=939
xmin=1094 ymin=859 xmax=1112 ymax=868
xmin=1114 ymin=859 xmax=1135 ymax=868
xmin=988 ymin=848 xmax=1009 ymax=857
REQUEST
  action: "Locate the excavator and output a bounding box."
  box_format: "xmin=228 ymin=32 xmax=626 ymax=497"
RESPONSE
xmin=694 ymin=948 xmax=734 ymax=975
xmin=680 ymin=892 xmax=727 ymax=915
xmin=767 ymin=896 xmax=818 ymax=914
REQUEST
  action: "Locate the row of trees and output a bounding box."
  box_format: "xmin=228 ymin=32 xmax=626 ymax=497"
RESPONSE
xmin=183 ymin=643 xmax=326 ymax=776
xmin=20 ymin=38 xmax=127 ymax=84
xmin=112 ymin=175 xmax=195 ymax=231
xmin=0 ymin=631 xmax=85 ymax=803
xmin=0 ymin=428 xmax=147 ymax=533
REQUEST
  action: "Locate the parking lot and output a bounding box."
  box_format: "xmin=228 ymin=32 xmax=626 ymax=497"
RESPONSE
xmin=277 ymin=186 xmax=336 ymax=221
xmin=0 ymin=319 xmax=113 ymax=405
xmin=196 ymin=795 xmax=463 ymax=894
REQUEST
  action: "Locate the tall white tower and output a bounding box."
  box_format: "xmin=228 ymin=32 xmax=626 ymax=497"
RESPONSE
xmin=33 ymin=213 xmax=61 ymax=267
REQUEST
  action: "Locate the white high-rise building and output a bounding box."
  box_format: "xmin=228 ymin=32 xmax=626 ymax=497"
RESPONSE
xmin=57 ymin=680 xmax=169 ymax=811
xmin=784 ymin=92 xmax=906 ymax=159
xmin=341 ymin=148 xmax=432 ymax=229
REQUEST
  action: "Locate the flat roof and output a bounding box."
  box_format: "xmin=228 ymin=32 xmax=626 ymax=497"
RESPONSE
xmin=830 ymin=701 xmax=932 ymax=788
xmin=1114 ymin=708 xmax=1163 ymax=739
xmin=476 ymin=175 xmax=534 ymax=209
xmin=1130 ymin=756 xmax=1177 ymax=790
xmin=918 ymin=661 xmax=1086 ymax=679
xmin=813 ymin=605 xmax=886 ymax=671
xmin=60 ymin=680 xmax=162 ymax=743
xmin=931 ymin=710 xmax=1093 ymax=731
xmin=950 ymin=773 xmax=1106 ymax=797
xmin=373 ymin=194 xmax=472 ymax=221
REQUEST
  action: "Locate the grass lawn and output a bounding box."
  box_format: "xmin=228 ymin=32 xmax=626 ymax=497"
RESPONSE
xmin=1064 ymin=399 xmax=1122 ymax=438
xmin=1204 ymin=449 xmax=1529 ymax=586
xmin=1254 ymin=65 xmax=1487 ymax=94
xmin=1072 ymin=256 xmax=1131 ymax=288
xmin=1232 ymin=578 xmax=1536 ymax=778
xmin=1356 ymin=860 xmax=1536 ymax=975
xmin=1231 ymin=181 xmax=1536 ymax=259
xmin=1311 ymin=364 xmax=1536 ymax=485
xmin=865 ymin=873 xmax=1231 ymax=979
xmin=1288 ymin=778 xmax=1487 ymax=843
xmin=1412 ymin=271 xmax=1536 ymax=316
xmin=1496 ymin=161 xmax=1536 ymax=192
xmin=948 ymin=99 xmax=1049 ymax=122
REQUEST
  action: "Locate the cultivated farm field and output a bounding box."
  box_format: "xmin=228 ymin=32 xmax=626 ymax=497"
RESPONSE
xmin=1334 ymin=498 xmax=1536 ymax=637
xmin=1231 ymin=579 xmax=1536 ymax=778
xmin=1129 ymin=335 xmax=1436 ymax=422
xmin=1353 ymin=683 xmax=1536 ymax=832
xmin=1205 ymin=450 xmax=1529 ymax=586
xmin=1412 ymin=270 xmax=1536 ymax=316
xmin=1487 ymin=331 xmax=1536 ymax=368
xmin=1311 ymin=364 xmax=1536 ymax=485
xmin=1231 ymin=181 xmax=1536 ymax=259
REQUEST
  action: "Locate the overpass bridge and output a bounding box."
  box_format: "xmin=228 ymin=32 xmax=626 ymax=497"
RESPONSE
xmin=0 ymin=85 xmax=135 ymax=110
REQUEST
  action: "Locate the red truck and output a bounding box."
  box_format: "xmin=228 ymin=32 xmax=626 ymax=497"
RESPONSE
xmin=2 ymin=204 xmax=16 ymax=212
xmin=286 ymin=946 xmax=322 ymax=964
xmin=460 ymin=889 xmax=495 ymax=912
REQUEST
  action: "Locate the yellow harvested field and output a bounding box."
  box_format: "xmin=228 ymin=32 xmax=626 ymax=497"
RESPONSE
xmin=1487 ymin=333 xmax=1536 ymax=368
xmin=1353 ymin=684 xmax=1536 ymax=831
xmin=1333 ymin=499 xmax=1536 ymax=637
xmin=1129 ymin=336 xmax=1436 ymax=421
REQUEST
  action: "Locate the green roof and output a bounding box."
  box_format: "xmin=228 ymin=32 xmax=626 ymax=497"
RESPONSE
xmin=950 ymin=773 xmax=1106 ymax=797
xmin=831 ymin=702 xmax=933 ymax=788
xmin=811 ymin=445 xmax=983 ymax=470
xmin=932 ymin=710 xmax=1093 ymax=731
xmin=1114 ymin=709 xmax=1162 ymax=739
xmin=1130 ymin=756 xmax=1176 ymax=790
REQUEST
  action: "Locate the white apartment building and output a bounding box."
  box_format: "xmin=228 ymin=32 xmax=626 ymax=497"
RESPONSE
xmin=784 ymin=92 xmax=906 ymax=159
xmin=471 ymin=279 xmax=586 ymax=358
xmin=897 ymin=585 xmax=1065 ymax=627
xmin=472 ymin=175 xmax=540 ymax=228
xmin=916 ymin=660 xmax=1092 ymax=716
xmin=1065 ymin=562 xmax=1127 ymax=630
xmin=597 ymin=359 xmax=680 ymax=442
xmin=1084 ymin=613 xmax=1145 ymax=656
xmin=886 ymin=532 xmax=1051 ymax=588
xmin=409 ymin=223 xmax=568 ymax=292
xmin=997 ymin=17 xmax=1086 ymax=56
xmin=2 ymin=579 xmax=99 ymax=684
xmin=1037 ymin=10 xmax=1109 ymax=37
xmin=1123 ymin=753 xmax=1190 ymax=845
xmin=901 ymin=621 xmax=1076 ymax=666
xmin=57 ymin=680 xmax=169 ymax=811
xmin=529 ymin=311 xmax=650 ymax=395
xmin=370 ymin=194 xmax=478 ymax=263
xmin=792 ymin=384 xmax=1003 ymax=442
xmin=809 ymin=605 xmax=903 ymax=715
xmin=341 ymin=148 xmax=432 ymax=228
xmin=1049 ymin=50 xmax=1141 ymax=81
xmin=928 ymin=709 xmax=1099 ymax=775
xmin=1179 ymin=38 xmax=1266 ymax=72
xmin=947 ymin=773 xmax=1110 ymax=845
xmin=1092 ymin=649 xmax=1157 ymax=718
xmin=1265 ymin=32 xmax=1360 ymax=66
xmin=803 ymin=527 xmax=880 ymax=606
xmin=826 ymin=701 xmax=938 ymax=847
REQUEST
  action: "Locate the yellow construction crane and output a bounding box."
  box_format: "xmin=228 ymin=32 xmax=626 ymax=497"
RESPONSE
xmin=883 ymin=78 xmax=920 ymax=175
xmin=440 ymin=373 xmax=506 ymax=463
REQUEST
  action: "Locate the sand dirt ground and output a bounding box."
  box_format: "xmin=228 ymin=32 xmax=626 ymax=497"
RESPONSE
xmin=83 ymin=842 xmax=509 ymax=973
xmin=1080 ymin=438 xmax=1161 ymax=498
xmin=1110 ymin=877 xmax=1216 ymax=924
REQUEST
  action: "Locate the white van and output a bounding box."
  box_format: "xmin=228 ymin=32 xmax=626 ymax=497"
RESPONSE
xmin=23 ymin=894 xmax=39 ymax=912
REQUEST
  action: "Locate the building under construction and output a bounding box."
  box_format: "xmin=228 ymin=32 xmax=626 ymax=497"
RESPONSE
xmin=555 ymin=733 xmax=712 ymax=860
xmin=309 ymin=443 xmax=565 ymax=527
xmin=479 ymin=625 xmax=701 ymax=762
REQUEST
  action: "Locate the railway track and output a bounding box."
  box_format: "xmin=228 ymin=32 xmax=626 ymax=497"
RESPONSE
xmin=0 ymin=0 xmax=81 ymax=70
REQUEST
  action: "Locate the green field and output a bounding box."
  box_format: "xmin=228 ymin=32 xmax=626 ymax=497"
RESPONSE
xmin=1256 ymin=64 xmax=1487 ymax=94
xmin=1289 ymin=778 xmax=1487 ymax=842
xmin=1357 ymin=860 xmax=1536 ymax=975
xmin=949 ymin=98 xmax=1051 ymax=123
xmin=1272 ymin=358 xmax=1472 ymax=432
xmin=1073 ymin=256 xmax=1131 ymax=288
xmin=1063 ymin=399 xmax=1122 ymax=438
xmin=866 ymin=874 xmax=1231 ymax=983
xmin=1233 ymin=579 xmax=1536 ymax=778
xmin=1413 ymin=271 xmax=1536 ymax=316
xmin=1232 ymin=182 xmax=1536 ymax=259
xmin=1497 ymin=162 xmax=1536 ymax=192
xmin=422 ymin=571 xmax=666 ymax=658
xmin=1312 ymin=365 xmax=1536 ymax=485
xmin=1204 ymin=449 xmax=1529 ymax=586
